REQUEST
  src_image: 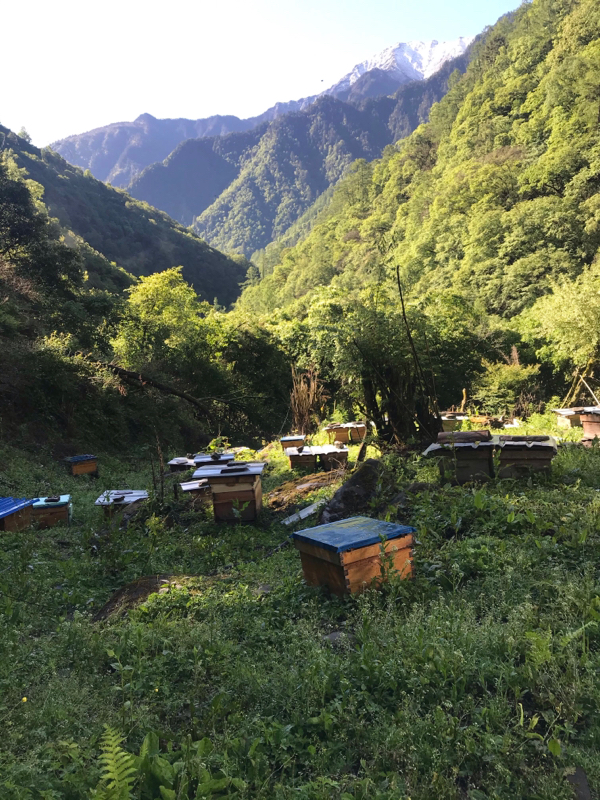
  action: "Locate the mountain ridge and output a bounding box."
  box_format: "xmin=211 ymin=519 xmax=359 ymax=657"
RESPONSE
xmin=50 ymin=37 xmax=472 ymax=188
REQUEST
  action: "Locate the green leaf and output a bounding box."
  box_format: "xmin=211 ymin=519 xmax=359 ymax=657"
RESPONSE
xmin=548 ymin=738 xmax=561 ymax=757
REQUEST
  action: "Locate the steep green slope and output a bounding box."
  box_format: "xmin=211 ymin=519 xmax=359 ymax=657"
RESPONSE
xmin=238 ymin=0 xmax=600 ymax=320
xmin=2 ymin=126 xmax=246 ymax=304
xmin=128 ymin=125 xmax=267 ymax=225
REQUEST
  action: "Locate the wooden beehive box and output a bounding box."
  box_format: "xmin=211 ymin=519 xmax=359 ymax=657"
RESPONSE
xmin=580 ymin=412 xmax=600 ymax=444
xmin=32 ymin=495 xmax=72 ymax=528
xmin=168 ymin=457 xmax=196 ymax=472
xmin=292 ymin=516 xmax=415 ymax=596
xmin=316 ymin=445 xmax=349 ymax=471
xmin=193 ymin=452 xmax=236 ymax=469
xmin=286 ymin=446 xmax=318 ymax=470
xmin=281 ymin=434 xmax=306 ymax=450
xmin=496 ymin=437 xmax=557 ymax=478
xmin=0 ymin=498 xmax=34 ymax=532
xmin=95 ymin=490 xmax=149 ymax=517
xmin=424 ymin=440 xmax=494 ymax=484
xmin=64 ymin=455 xmax=98 ymax=476
xmin=327 ymin=423 xmax=367 ymax=444
xmin=197 ymin=463 xmax=266 ymax=522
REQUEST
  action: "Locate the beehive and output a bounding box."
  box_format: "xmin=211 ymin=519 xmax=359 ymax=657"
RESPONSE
xmin=292 ymin=516 xmax=415 ymax=596
xmin=32 ymin=495 xmax=72 ymax=528
xmin=326 ymin=423 xmax=367 ymax=444
xmin=315 ymin=445 xmax=349 ymax=471
xmin=193 ymin=452 xmax=236 ymax=468
xmin=496 ymin=436 xmax=557 ymax=478
xmin=280 ymin=434 xmax=306 ymax=450
xmin=180 ymin=479 xmax=210 ymax=504
xmin=424 ymin=440 xmax=495 ymax=483
xmin=168 ymin=457 xmax=196 ymax=472
xmin=286 ymin=446 xmax=318 ymax=470
xmin=0 ymin=498 xmax=34 ymax=532
xmin=95 ymin=490 xmax=149 ymax=517
xmin=581 ymin=412 xmax=600 ymax=445
xmin=64 ymin=455 xmax=98 ymax=476
xmin=195 ymin=463 xmax=266 ymax=522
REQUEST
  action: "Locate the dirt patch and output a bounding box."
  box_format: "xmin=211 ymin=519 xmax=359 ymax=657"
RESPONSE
xmin=93 ymin=575 xmax=184 ymax=621
xmin=268 ymin=470 xmax=343 ymax=514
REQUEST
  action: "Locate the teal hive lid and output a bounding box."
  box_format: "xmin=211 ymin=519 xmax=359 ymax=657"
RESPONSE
xmin=33 ymin=494 xmax=71 ymax=508
xmin=292 ymin=516 xmax=415 ymax=553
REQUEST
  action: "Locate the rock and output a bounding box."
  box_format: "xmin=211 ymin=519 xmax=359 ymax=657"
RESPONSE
xmin=566 ymin=767 xmax=592 ymax=800
xmin=406 ymin=482 xmax=436 ymax=494
xmin=323 ymin=630 xmax=356 ymax=647
xmin=319 ymin=459 xmax=385 ymax=524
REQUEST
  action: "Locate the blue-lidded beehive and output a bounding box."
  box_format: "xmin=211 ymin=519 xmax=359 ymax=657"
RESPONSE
xmin=292 ymin=516 xmax=415 ymax=595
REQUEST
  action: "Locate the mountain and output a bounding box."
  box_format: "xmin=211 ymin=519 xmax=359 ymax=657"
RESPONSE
xmin=325 ymin=37 xmax=474 ymax=99
xmin=50 ymin=38 xmax=472 ymax=189
xmin=236 ymin=0 xmax=600 ymax=327
xmin=186 ymin=46 xmax=474 ymax=256
xmin=1 ymin=126 xmax=247 ymax=304
xmin=50 ymin=101 xmax=316 ymax=189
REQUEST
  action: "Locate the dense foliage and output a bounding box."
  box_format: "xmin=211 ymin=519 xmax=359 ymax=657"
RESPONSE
xmin=2 ymin=126 xmax=246 ymax=305
xmin=3 ymin=437 xmax=600 ymax=799
xmin=237 ymin=0 xmax=600 ymax=413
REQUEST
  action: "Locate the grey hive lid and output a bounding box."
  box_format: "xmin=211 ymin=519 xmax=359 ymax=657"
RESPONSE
xmin=292 ymin=516 xmax=415 ymax=553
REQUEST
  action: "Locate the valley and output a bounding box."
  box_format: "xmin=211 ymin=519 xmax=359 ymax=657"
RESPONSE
xmin=2 ymin=0 xmax=600 ymax=797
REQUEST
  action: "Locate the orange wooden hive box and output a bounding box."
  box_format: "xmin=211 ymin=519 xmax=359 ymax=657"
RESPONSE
xmin=286 ymin=446 xmax=318 ymax=470
xmin=0 ymin=498 xmax=35 ymax=532
xmin=280 ymin=434 xmax=306 ymax=450
xmin=64 ymin=454 xmax=98 ymax=476
xmin=196 ymin=463 xmax=266 ymax=523
xmin=292 ymin=516 xmax=415 ymax=596
xmin=315 ymin=445 xmax=349 ymax=471
xmin=32 ymin=495 xmax=72 ymax=528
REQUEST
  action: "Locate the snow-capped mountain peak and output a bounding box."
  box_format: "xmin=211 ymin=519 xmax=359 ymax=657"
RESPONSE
xmin=324 ymin=36 xmax=474 ymax=97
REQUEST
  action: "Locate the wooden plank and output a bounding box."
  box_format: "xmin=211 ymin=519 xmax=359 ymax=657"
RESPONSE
xmin=72 ymin=460 xmax=97 ymax=475
xmin=344 ymin=546 xmax=413 ymax=593
xmin=293 ymin=540 xmax=342 ymax=566
xmin=1 ymin=507 xmax=33 ymax=532
xmin=298 ymin=551 xmax=347 ymax=596
xmin=340 ymin=535 xmax=413 ymax=565
xmin=32 ymin=507 xmax=69 ymax=529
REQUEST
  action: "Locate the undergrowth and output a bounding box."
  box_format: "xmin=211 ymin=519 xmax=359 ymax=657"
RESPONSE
xmin=1 ymin=436 xmax=600 ymax=798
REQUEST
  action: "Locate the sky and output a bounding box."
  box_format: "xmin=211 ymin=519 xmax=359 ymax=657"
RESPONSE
xmin=4 ymin=0 xmax=520 ymax=146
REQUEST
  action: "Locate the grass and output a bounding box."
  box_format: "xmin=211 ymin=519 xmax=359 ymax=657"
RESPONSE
xmin=1 ymin=427 xmax=600 ymax=798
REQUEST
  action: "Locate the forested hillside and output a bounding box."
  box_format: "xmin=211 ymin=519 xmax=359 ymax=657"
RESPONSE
xmin=191 ymin=50 xmax=474 ymax=256
xmin=235 ymin=0 xmax=600 ymax=430
xmin=2 ymin=126 xmax=246 ymax=304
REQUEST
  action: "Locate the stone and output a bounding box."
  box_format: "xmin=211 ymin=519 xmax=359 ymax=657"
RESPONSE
xmin=319 ymin=459 xmax=385 ymax=524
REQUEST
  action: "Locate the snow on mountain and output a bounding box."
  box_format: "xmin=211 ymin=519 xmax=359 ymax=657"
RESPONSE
xmin=324 ymin=37 xmax=475 ymax=97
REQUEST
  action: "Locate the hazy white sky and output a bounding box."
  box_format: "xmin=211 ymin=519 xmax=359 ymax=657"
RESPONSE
xmin=5 ymin=0 xmax=519 ymax=146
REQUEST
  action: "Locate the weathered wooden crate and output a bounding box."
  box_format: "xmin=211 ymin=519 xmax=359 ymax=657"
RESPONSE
xmin=95 ymin=490 xmax=149 ymax=518
xmin=292 ymin=517 xmax=415 ymax=596
xmin=286 ymin=446 xmax=318 ymax=470
xmin=193 ymin=452 xmax=236 ymax=468
xmin=327 ymin=424 xmax=367 ymax=444
xmin=32 ymin=495 xmax=72 ymax=528
xmin=281 ymin=435 xmax=306 ymax=450
xmin=424 ymin=441 xmax=494 ymax=484
xmin=316 ymin=446 xmax=349 ymax=471
xmin=496 ymin=436 xmax=557 ymax=478
xmin=180 ymin=479 xmax=210 ymax=501
xmin=212 ymin=477 xmax=262 ymax=522
xmin=64 ymin=455 xmax=98 ymax=476
xmin=195 ymin=463 xmax=266 ymax=522
xmin=581 ymin=413 xmax=600 ymax=443
xmin=168 ymin=457 xmax=196 ymax=472
xmin=0 ymin=498 xmax=34 ymax=532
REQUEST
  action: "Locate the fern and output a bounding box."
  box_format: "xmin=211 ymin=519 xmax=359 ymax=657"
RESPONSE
xmin=91 ymin=726 xmax=137 ymax=800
